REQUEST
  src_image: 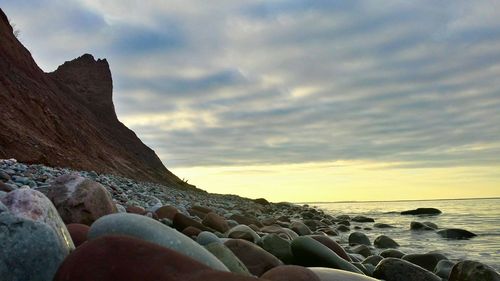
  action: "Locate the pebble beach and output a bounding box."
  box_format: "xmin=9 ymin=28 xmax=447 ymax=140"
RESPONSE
xmin=1 ymin=158 xmax=499 ymax=281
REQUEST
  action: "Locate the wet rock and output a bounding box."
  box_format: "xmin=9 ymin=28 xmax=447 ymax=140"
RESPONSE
xmin=54 ymin=235 xmax=259 ymax=281
xmin=374 ymin=235 xmax=399 ymax=248
xmin=401 ymin=208 xmax=441 ymax=216
xmin=402 ymin=252 xmax=448 ymax=271
xmin=350 ymin=244 xmax=372 ymax=258
xmin=262 ymin=265 xmax=320 ymax=281
xmin=449 ymin=260 xmax=500 ymax=281
xmin=66 ymin=223 xmax=89 ymax=247
xmin=259 ymin=233 xmax=294 ymax=264
xmin=380 ymin=249 xmax=406 ymax=259
xmin=373 ymin=223 xmax=395 ymax=228
xmin=290 ymin=221 xmax=313 ymax=236
xmin=227 ymin=224 xmax=261 ymax=243
xmin=437 ymin=228 xmax=477 ymax=239
xmin=87 ymin=213 xmax=228 ymax=271
xmin=410 ymin=221 xmax=435 ymax=231
xmin=225 ymin=238 xmax=283 ymax=276
xmin=0 ymin=212 xmax=68 ymax=281
xmin=47 ymin=174 xmax=117 ymax=225
xmin=362 ymin=255 xmax=384 ymax=266
xmin=1 ymin=188 xmax=75 ymax=252
xmin=433 ymin=259 xmax=456 ymax=279
xmin=338 ymin=220 xmax=351 ymax=226
xmin=352 ymin=215 xmax=375 ymax=223
xmin=336 ymin=215 xmax=351 ymax=221
xmin=205 ymin=242 xmax=252 ymax=276
xmin=373 ymin=258 xmax=441 ymax=281
xmin=311 ymin=235 xmax=352 ymax=262
xmin=349 ymin=231 xmax=371 ymax=246
xmin=291 ymin=236 xmax=364 ymax=274
xmin=309 ymin=267 xmax=380 ymax=281
xmin=336 ymin=224 xmax=350 ymax=232
xmin=203 ymin=212 xmax=230 ymax=233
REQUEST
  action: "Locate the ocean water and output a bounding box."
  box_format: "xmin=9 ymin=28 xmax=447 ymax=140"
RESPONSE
xmin=313 ymin=198 xmax=500 ymax=270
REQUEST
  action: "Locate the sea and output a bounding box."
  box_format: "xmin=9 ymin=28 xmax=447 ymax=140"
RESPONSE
xmin=311 ymin=198 xmax=500 ymax=271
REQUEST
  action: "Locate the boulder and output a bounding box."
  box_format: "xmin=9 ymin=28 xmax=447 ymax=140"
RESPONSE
xmin=225 ymin=238 xmax=283 ymax=277
xmin=227 ymin=224 xmax=261 ymax=243
xmin=197 ymin=231 xmax=222 ymax=246
xmin=290 ymin=221 xmax=313 ymax=236
xmin=433 ymin=259 xmax=456 ymax=279
xmin=173 ymin=212 xmax=211 ymax=232
xmin=380 ymin=249 xmax=406 ymax=259
xmin=402 ymin=252 xmax=448 ymax=271
xmin=205 ymin=242 xmax=252 ymax=276
xmin=47 ymin=174 xmax=117 ymax=225
xmin=410 ymin=221 xmax=435 ymax=231
xmin=202 ymin=212 xmax=230 ymax=233
xmin=66 ymin=223 xmax=90 ymax=247
xmin=259 ymin=234 xmax=294 ymax=264
xmin=401 ymin=208 xmax=441 ymax=216
xmin=362 ymin=255 xmax=384 ymax=266
xmin=352 ymin=216 xmax=375 ymax=223
xmin=449 ymin=260 xmax=500 ymax=281
xmin=373 ymin=223 xmax=395 ymax=228
xmin=373 ymin=258 xmax=441 ymax=281
xmin=311 ymin=235 xmax=352 ymax=262
xmin=437 ymin=228 xmax=477 ymax=239
xmin=349 ymin=244 xmax=372 ymax=258
xmin=154 ymin=205 xmax=178 ymax=220
xmin=374 ymin=235 xmax=399 ymax=248
xmin=349 ymin=232 xmax=371 ymax=246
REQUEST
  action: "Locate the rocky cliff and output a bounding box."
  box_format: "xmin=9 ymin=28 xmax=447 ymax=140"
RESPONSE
xmin=0 ymin=8 xmax=193 ymax=189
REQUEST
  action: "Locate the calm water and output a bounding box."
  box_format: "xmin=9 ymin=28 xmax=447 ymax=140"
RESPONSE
xmin=313 ymin=198 xmax=500 ymax=270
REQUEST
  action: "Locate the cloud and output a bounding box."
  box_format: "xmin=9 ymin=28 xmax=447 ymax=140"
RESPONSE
xmin=3 ymin=0 xmax=500 ymax=169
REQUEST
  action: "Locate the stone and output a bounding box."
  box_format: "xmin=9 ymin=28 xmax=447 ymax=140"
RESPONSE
xmin=336 ymin=214 xmax=351 ymax=221
xmin=349 ymin=231 xmax=371 ymax=246
xmin=291 ymin=236 xmax=364 ymax=274
xmin=410 ymin=221 xmax=435 ymax=231
xmin=449 ymin=260 xmax=500 ymax=281
xmin=362 ymin=255 xmax=384 ymax=266
xmin=227 ymin=224 xmax=261 ymax=243
xmin=54 ymin=235 xmax=260 ymax=281
xmin=205 ymin=242 xmax=252 ymax=276
xmin=373 ymin=223 xmax=395 ymax=228
xmin=87 ymin=213 xmax=228 ymax=271
xmin=182 ymin=225 xmax=202 ymax=237
xmin=433 ymin=259 xmax=456 ymax=279
xmin=197 ymin=231 xmax=222 ymax=245
xmin=154 ymin=205 xmax=178 ymax=220
xmin=311 ymin=235 xmax=352 ymax=262
xmin=203 ymin=212 xmax=230 ymax=233
xmin=254 ymin=198 xmax=270 ymax=205
xmin=259 ymin=233 xmax=294 ymax=264
xmin=309 ymin=267 xmax=380 ymax=281
xmin=230 ymin=213 xmax=263 ymax=227
xmin=338 ymin=220 xmax=350 ymax=226
xmin=225 ymin=238 xmax=283 ymax=277
xmin=336 ymin=224 xmax=350 ymax=232
xmin=291 ymin=221 xmax=313 ymax=236
xmin=350 ymin=244 xmax=372 ymax=258
xmin=47 ymin=174 xmax=117 ymax=225
xmin=374 ymin=235 xmax=399 ymax=248
xmin=380 ymin=249 xmax=406 ymax=259
xmin=437 ymin=228 xmax=477 ymax=239
xmin=0 ymin=181 xmax=14 ymax=192
xmin=401 ymin=208 xmax=441 ymax=216
xmin=352 ymin=216 xmax=375 ymax=222
xmin=402 ymin=252 xmax=448 ymax=271
xmin=0 ymin=212 xmax=68 ymax=281
xmin=66 ymin=223 xmax=90 ymax=247
xmin=261 ymin=265 xmax=320 ymax=281
xmin=125 ymin=205 xmax=146 ymax=215
xmin=0 ymin=170 xmax=10 ymax=181
xmin=373 ymin=258 xmax=442 ymax=281
xmin=173 ymin=212 xmax=211 ymax=232
xmin=422 ymin=221 xmax=438 ymax=229
xmin=1 ymin=188 xmax=75 ymax=252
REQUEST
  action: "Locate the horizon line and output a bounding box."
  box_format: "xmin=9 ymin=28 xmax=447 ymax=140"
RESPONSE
xmin=293 ymin=196 xmax=500 ymax=204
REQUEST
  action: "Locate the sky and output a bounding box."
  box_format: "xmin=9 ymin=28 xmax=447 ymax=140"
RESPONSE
xmin=2 ymin=1 xmax=500 ymax=202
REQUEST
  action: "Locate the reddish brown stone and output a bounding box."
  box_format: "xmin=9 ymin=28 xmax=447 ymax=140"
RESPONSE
xmin=183 ymin=226 xmax=202 ymax=237
xmin=0 ymin=181 xmax=14 ymax=192
xmin=66 ymin=223 xmax=89 ymax=247
xmin=225 ymin=239 xmax=283 ymax=277
xmin=155 ymin=205 xmax=178 ymax=220
xmin=202 ymin=212 xmax=229 ymax=233
xmin=311 ymin=235 xmax=352 ymax=262
xmin=261 ymin=265 xmax=320 ymax=281
xmin=230 ymin=214 xmax=263 ymax=227
xmin=126 ymin=205 xmax=146 ymax=215
xmin=173 ymin=212 xmax=211 ymax=232
xmin=54 ymin=235 xmax=264 ymax=281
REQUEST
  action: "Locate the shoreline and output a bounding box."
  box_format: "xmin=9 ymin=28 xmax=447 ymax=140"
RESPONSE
xmin=1 ymin=158 xmax=499 ymax=281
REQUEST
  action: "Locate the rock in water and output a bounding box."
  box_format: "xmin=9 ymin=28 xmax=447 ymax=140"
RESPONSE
xmin=434 ymin=260 xmax=456 ymax=279
xmin=374 ymin=235 xmax=399 ymax=248
xmin=437 ymin=228 xmax=477 ymax=239
xmin=54 ymin=235 xmax=261 ymax=281
xmin=47 ymin=174 xmax=117 ymax=225
xmin=87 ymin=213 xmax=228 ymax=271
xmin=402 ymin=252 xmax=448 ymax=271
xmin=1 ymin=188 xmax=75 ymax=252
xmin=352 ymin=216 xmax=375 ymax=222
xmin=449 ymin=260 xmax=500 ymax=281
xmin=349 ymin=232 xmax=371 ymax=246
xmin=373 ymin=258 xmax=442 ymax=281
xmin=309 ymin=267 xmax=380 ymax=281
xmin=0 ymin=212 xmax=68 ymax=281
xmin=401 ymin=208 xmax=441 ymax=215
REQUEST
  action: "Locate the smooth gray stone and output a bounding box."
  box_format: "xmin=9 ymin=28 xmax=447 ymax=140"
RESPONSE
xmin=349 ymin=231 xmax=371 ymax=246
xmin=353 ymin=262 xmax=371 ymax=275
xmin=380 ymin=249 xmax=406 ymax=259
xmin=374 ymin=235 xmax=399 ymax=249
xmin=88 ymin=213 xmax=228 ymax=271
xmin=434 ymin=260 xmax=456 ymax=279
xmin=197 ymin=231 xmax=222 ymax=245
xmin=291 ymin=236 xmax=364 ymax=274
xmin=350 ymin=244 xmax=372 ymax=258
xmin=373 ymin=258 xmax=442 ymax=281
xmin=437 ymin=228 xmax=477 ymax=239
xmin=352 ymin=216 xmax=375 ymax=223
xmin=259 ymin=233 xmax=294 ymax=264
xmin=449 ymin=260 xmax=500 ymax=281
xmin=411 ymin=221 xmax=435 ymax=231
xmin=227 ymin=224 xmax=260 ymax=243
xmin=0 ymin=212 xmax=68 ymax=281
xmin=204 ymin=242 xmax=251 ymax=276
xmin=309 ymin=267 xmax=379 ymax=281
xmin=402 ymin=252 xmax=448 ymax=271
xmin=363 ymin=255 xmax=384 ymax=266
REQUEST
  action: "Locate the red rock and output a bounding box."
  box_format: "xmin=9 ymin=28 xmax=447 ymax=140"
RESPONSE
xmin=54 ymin=235 xmax=264 ymax=281
xmin=183 ymin=226 xmax=202 ymax=237
xmin=0 ymin=181 xmax=14 ymax=192
xmin=66 ymin=223 xmax=89 ymax=247
xmin=126 ymin=205 xmax=146 ymax=215
xmin=230 ymin=214 xmax=263 ymax=227
xmin=311 ymin=235 xmax=352 ymax=262
xmin=202 ymin=212 xmax=230 ymax=233
xmin=0 ymin=8 xmax=193 ymax=189
xmin=47 ymin=174 xmax=117 ymax=225
xmin=190 ymin=205 xmax=214 ymax=214
xmin=225 ymin=239 xmax=283 ymax=277
xmin=173 ymin=212 xmax=211 ymax=232
xmin=155 ymin=205 xmax=179 ymax=220
xmin=261 ymin=265 xmax=320 ymax=281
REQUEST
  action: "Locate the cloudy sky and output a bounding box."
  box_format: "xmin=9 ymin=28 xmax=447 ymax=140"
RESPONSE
xmin=3 ymin=1 xmax=500 ymax=201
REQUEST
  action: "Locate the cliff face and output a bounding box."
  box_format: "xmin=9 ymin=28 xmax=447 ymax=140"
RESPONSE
xmin=0 ymin=9 xmax=193 ymax=189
